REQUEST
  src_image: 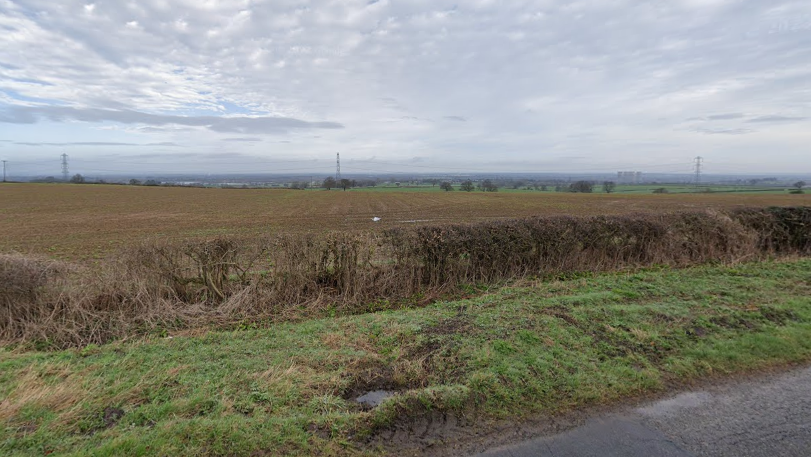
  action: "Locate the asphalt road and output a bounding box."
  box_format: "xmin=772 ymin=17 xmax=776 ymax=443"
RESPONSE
xmin=475 ymin=366 xmax=811 ymax=457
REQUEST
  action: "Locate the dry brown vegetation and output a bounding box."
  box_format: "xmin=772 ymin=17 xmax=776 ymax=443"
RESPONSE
xmin=2 ymin=205 xmax=809 ymax=349
xmin=1 ymin=183 xmax=809 ymax=259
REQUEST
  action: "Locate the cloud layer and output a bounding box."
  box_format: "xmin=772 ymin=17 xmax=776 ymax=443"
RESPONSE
xmin=1 ymin=106 xmax=343 ymax=133
xmin=1 ymin=0 xmax=810 ymax=174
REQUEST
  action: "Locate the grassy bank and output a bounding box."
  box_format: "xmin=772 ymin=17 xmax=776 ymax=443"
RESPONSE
xmin=2 ymin=259 xmax=811 ymax=456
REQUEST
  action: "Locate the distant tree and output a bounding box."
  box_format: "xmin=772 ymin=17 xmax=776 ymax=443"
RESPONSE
xmin=460 ymin=180 xmax=475 ymax=192
xmin=44 ymin=176 xmax=56 ymax=183
xmin=143 ymin=179 xmax=160 ymax=186
xmin=322 ymin=177 xmax=336 ymax=190
xmin=439 ymin=181 xmax=453 ymax=191
xmin=70 ymin=174 xmax=85 ymax=184
xmin=603 ymin=181 xmax=616 ymax=193
xmin=339 ymin=178 xmax=352 ymax=191
xmin=652 ymin=187 xmax=669 ymax=194
xmin=129 ymin=179 xmax=142 ymax=186
xmin=540 ymin=185 xmax=548 ymax=191
xmin=569 ymin=181 xmax=593 ymax=193
xmin=512 ymin=180 xmax=525 ymax=189
xmin=480 ymin=179 xmax=498 ymax=192
xmin=792 ymin=181 xmax=806 ymax=194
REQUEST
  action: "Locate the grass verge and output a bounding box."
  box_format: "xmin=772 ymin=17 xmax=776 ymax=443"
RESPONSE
xmin=2 ymin=259 xmax=811 ymax=456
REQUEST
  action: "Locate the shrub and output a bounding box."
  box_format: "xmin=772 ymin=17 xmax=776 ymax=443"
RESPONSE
xmin=603 ymin=181 xmax=616 ymax=193
xmin=0 ymin=254 xmax=62 ymax=309
xmin=2 ymin=207 xmax=810 ymax=348
xmin=569 ymin=181 xmax=593 ymax=193
xmin=478 ymin=180 xmax=498 ymax=192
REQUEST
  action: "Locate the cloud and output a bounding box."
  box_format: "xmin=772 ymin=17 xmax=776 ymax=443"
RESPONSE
xmin=691 ymin=127 xmax=755 ymax=135
xmin=707 ymin=113 xmax=745 ymax=120
xmin=136 ymin=126 xmax=197 ymax=133
xmin=14 ymin=141 xmax=182 ymax=147
xmin=222 ymin=137 xmax=263 ymax=142
xmin=746 ymin=115 xmax=807 ymax=123
xmin=0 ymin=106 xmax=343 ymax=134
xmin=0 ymin=0 xmax=810 ymax=173
xmin=107 ymin=152 xmax=256 ymax=160
xmin=686 ymin=113 xmax=745 ymax=121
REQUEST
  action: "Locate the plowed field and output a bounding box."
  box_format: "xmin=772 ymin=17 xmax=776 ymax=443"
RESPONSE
xmin=2 ymin=183 xmax=809 ymax=259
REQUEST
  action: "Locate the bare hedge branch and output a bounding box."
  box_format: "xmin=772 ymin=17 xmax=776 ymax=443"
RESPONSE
xmin=2 ymin=207 xmax=809 ymax=348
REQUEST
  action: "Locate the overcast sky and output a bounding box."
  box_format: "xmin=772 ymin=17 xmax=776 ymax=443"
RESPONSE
xmin=1 ymin=0 xmax=810 ymax=176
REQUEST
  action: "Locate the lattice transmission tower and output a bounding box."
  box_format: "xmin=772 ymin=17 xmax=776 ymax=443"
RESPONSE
xmin=61 ymin=153 xmax=69 ymax=182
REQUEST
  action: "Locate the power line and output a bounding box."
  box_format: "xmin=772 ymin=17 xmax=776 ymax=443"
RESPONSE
xmin=73 ymin=165 xmax=336 ymax=174
xmin=70 ymin=158 xmax=321 ymax=166
xmin=2 ymin=160 xmax=6 ymax=182
xmin=7 ymin=152 xmax=702 ymax=177
xmin=344 ymin=158 xmax=695 ymax=173
xmin=69 ymin=156 xmax=690 ymax=174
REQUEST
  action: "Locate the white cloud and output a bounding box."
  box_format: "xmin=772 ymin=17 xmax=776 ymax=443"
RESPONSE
xmin=0 ymin=0 xmax=809 ymax=174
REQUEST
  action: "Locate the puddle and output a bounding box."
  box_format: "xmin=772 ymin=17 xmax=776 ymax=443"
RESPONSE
xmin=637 ymin=391 xmax=712 ymax=417
xmin=356 ymin=390 xmax=395 ymax=407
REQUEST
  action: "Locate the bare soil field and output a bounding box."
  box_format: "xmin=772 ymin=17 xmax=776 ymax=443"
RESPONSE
xmin=1 ymin=183 xmax=809 ymax=259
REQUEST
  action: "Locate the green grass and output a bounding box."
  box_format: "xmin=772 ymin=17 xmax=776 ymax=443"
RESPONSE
xmin=610 ymin=184 xmax=788 ymax=194
xmin=3 ymin=259 xmax=811 ymax=456
xmin=353 ymin=185 xmax=551 ymax=193
xmin=350 ymin=183 xmax=791 ymax=195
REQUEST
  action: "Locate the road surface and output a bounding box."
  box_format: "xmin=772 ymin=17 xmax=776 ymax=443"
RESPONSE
xmin=475 ymin=366 xmax=811 ymax=457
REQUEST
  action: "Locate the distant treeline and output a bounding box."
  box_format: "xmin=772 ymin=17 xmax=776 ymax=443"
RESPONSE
xmin=23 ymin=175 xmax=805 ymax=193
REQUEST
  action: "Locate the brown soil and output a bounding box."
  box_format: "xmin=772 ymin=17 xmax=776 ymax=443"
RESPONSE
xmin=2 ymin=183 xmax=808 ymax=260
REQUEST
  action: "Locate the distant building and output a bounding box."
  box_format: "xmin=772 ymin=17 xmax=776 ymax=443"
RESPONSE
xmin=617 ymin=171 xmax=642 ymax=184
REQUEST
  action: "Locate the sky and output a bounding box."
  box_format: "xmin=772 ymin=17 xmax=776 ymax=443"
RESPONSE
xmin=1 ymin=0 xmax=810 ymax=176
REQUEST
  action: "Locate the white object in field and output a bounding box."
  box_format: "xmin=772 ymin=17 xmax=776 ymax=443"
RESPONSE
xmin=372 ymin=217 xmax=381 ymax=222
